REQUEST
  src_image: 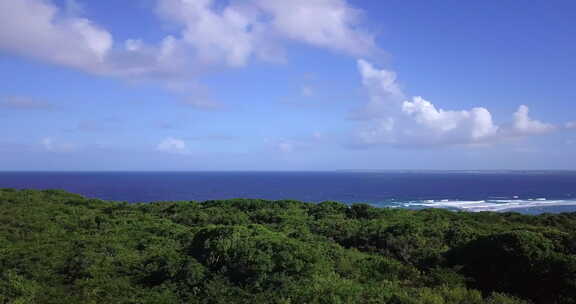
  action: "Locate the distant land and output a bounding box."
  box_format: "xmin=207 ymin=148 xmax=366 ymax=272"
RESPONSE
xmin=337 ymin=169 xmax=576 ymax=174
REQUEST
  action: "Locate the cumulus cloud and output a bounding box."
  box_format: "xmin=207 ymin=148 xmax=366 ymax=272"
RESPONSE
xmin=0 ymin=0 xmax=375 ymax=80
xmin=156 ymin=0 xmax=376 ymax=67
xmin=0 ymin=0 xmax=377 ymax=111
xmin=353 ymin=60 xmax=560 ymax=147
xmin=156 ymin=0 xmax=281 ymax=67
xmin=509 ymin=105 xmax=555 ymax=135
xmin=0 ymin=0 xmax=192 ymax=80
xmin=156 ymin=137 xmax=189 ymax=154
xmin=350 ymin=59 xmax=404 ymax=120
xmin=250 ymin=0 xmax=376 ymax=56
xmin=401 ymin=96 xmax=499 ymax=144
xmin=0 ymin=96 xmax=54 ymax=110
xmin=0 ymin=0 xmax=112 ymax=73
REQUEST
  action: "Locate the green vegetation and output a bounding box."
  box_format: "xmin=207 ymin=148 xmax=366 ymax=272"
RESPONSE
xmin=1 ymin=189 xmax=575 ymax=303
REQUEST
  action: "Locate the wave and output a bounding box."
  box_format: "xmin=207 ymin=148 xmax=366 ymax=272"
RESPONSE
xmin=394 ymin=198 xmax=576 ymax=212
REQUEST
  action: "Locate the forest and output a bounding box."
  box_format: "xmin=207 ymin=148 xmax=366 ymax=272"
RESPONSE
xmin=1 ymin=188 xmax=575 ymax=303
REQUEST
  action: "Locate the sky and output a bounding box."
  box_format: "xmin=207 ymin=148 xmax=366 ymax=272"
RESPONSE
xmin=0 ymin=0 xmax=575 ymax=171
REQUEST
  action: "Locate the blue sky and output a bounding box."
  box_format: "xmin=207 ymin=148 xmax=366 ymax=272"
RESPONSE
xmin=0 ymin=0 xmax=575 ymax=170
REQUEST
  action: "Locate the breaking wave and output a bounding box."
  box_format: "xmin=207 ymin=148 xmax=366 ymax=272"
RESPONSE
xmin=374 ymin=198 xmax=576 ymax=212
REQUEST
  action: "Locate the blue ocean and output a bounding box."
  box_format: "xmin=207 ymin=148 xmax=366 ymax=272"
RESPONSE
xmin=1 ymin=171 xmax=576 ymax=214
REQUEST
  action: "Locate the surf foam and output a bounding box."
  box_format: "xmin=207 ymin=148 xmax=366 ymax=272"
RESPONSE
xmin=401 ymin=199 xmax=576 ymax=212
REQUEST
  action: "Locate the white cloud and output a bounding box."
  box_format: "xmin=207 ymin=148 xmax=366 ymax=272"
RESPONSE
xmin=353 ymin=60 xmax=559 ymax=147
xmin=41 ymin=137 xmax=76 ymax=152
xmin=0 ymin=0 xmax=377 ymax=111
xmin=251 ymin=0 xmax=376 ymax=57
xmin=0 ymin=0 xmax=192 ymax=80
xmin=351 ymin=59 xmax=404 ymax=120
xmin=156 ymin=137 xmax=189 ymax=154
xmin=401 ymin=96 xmax=499 ymax=144
xmin=156 ymin=0 xmax=267 ymax=67
xmin=0 ymin=0 xmax=112 ymax=73
xmin=565 ymin=121 xmax=576 ymax=129
xmin=0 ymin=0 xmax=375 ymax=78
xmin=358 ymin=59 xmax=404 ymax=102
xmin=510 ymin=105 xmax=555 ymax=135
xmin=156 ymin=0 xmax=376 ymax=67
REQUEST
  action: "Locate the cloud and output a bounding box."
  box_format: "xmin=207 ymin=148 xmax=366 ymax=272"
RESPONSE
xmin=565 ymin=121 xmax=576 ymax=129
xmin=156 ymin=0 xmax=276 ymax=67
xmin=156 ymin=0 xmax=376 ymax=66
xmin=0 ymin=0 xmax=112 ymax=73
xmin=41 ymin=137 xmax=76 ymax=152
xmin=1 ymin=0 xmax=380 ymax=115
xmin=301 ymin=85 xmax=314 ymax=97
xmin=0 ymin=96 xmax=55 ymax=110
xmin=0 ymin=1 xmax=196 ymax=81
xmin=156 ymin=137 xmax=189 ymax=154
xmin=250 ymin=0 xmax=377 ymax=57
xmin=271 ymin=131 xmax=326 ymax=153
xmin=353 ymin=60 xmax=561 ymax=148
xmin=276 ymin=140 xmax=296 ymax=153
xmin=350 ymin=59 xmax=404 ymax=120
xmin=0 ymin=0 xmax=375 ymax=78
xmin=401 ymin=96 xmax=499 ymax=144
xmin=509 ymin=105 xmax=555 ymax=135
xmin=0 ymin=0 xmax=378 ymax=111
xmin=0 ymin=0 xmax=195 ymax=81
xmin=182 ymin=97 xmax=223 ymax=110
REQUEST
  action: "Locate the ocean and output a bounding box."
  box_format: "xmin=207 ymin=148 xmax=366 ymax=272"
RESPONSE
xmin=1 ymin=171 xmax=576 ymax=214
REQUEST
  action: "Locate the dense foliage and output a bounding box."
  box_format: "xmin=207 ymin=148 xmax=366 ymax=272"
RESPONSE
xmin=1 ymin=189 xmax=575 ymax=303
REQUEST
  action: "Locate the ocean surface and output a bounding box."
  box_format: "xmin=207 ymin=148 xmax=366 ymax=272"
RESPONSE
xmin=1 ymin=171 xmax=576 ymax=214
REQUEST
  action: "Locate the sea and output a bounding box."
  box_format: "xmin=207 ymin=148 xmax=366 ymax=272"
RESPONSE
xmin=1 ymin=171 xmax=576 ymax=215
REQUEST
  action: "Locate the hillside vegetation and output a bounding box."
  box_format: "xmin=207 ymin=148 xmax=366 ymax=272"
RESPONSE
xmin=1 ymin=189 xmax=575 ymax=303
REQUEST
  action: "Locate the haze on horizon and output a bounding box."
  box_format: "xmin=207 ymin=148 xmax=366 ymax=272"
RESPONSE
xmin=1 ymin=0 xmax=575 ymax=171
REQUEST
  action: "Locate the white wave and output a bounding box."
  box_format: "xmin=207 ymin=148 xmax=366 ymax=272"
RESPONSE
xmin=404 ymin=199 xmax=576 ymax=212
